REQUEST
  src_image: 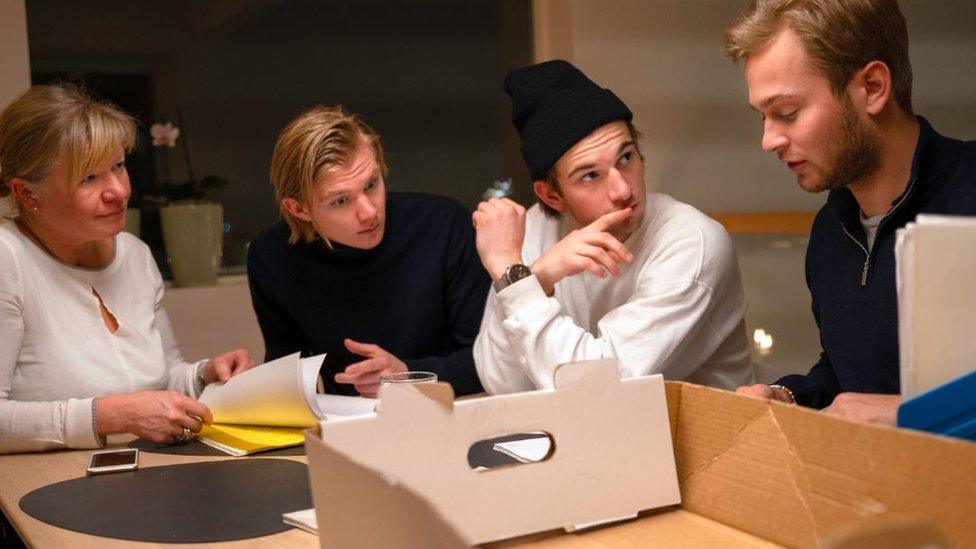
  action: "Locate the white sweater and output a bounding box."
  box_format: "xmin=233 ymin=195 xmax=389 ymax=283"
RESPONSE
xmin=0 ymin=219 xmax=201 ymax=453
xmin=474 ymin=193 xmax=754 ymax=394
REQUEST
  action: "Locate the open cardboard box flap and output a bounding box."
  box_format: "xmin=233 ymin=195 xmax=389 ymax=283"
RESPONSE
xmin=666 ymin=382 xmax=976 ymax=548
xmin=306 ymin=362 xmax=976 ymax=548
xmin=306 ymin=359 xmax=680 ymax=546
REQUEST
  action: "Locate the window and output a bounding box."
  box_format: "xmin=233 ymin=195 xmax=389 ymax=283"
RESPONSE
xmin=27 ymin=0 xmax=531 ymax=276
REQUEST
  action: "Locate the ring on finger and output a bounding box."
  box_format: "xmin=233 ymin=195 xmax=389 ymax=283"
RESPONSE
xmin=176 ymin=427 xmax=192 ymax=445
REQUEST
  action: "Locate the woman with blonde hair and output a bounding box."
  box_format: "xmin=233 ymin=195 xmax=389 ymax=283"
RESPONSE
xmin=0 ymin=85 xmax=253 ymax=453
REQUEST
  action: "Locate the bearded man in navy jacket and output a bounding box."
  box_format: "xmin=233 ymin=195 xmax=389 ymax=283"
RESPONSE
xmin=724 ymin=0 xmax=976 ymax=424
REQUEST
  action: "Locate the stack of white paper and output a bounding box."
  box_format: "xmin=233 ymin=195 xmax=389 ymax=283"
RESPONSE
xmin=896 ymin=215 xmax=976 ymax=398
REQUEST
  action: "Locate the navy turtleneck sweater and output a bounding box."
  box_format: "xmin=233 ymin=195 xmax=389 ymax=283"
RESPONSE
xmin=246 ymin=192 xmax=489 ymax=396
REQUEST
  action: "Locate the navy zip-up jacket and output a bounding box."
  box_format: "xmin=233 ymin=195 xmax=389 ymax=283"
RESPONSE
xmin=777 ymin=117 xmax=976 ymax=408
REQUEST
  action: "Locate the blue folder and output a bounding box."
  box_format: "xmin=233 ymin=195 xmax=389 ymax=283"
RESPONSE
xmin=897 ymin=369 xmax=976 ymax=442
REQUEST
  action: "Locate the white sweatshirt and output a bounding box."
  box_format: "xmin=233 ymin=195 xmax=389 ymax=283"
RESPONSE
xmin=474 ymin=193 xmax=754 ymax=394
xmin=0 ymin=219 xmax=201 ymax=454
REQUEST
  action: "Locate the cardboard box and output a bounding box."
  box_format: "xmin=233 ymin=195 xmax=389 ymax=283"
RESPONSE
xmin=306 ymin=362 xmax=976 ymax=548
xmin=306 ymin=359 xmax=680 ymax=546
xmin=664 ymin=382 xmax=974 ymax=548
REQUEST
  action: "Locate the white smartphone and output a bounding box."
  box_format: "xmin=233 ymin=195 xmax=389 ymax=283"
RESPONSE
xmin=86 ymin=448 xmax=139 ymax=475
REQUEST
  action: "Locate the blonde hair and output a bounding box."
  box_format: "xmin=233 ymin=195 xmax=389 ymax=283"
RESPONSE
xmin=0 ymin=85 xmax=137 ymax=213
xmin=269 ymin=105 xmax=387 ymax=244
xmin=723 ymin=0 xmax=913 ymax=115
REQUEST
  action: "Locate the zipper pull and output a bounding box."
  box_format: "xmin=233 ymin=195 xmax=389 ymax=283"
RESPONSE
xmin=861 ymin=258 xmax=870 ymax=286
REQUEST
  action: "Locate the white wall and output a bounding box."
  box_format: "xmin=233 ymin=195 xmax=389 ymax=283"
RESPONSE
xmin=161 ymin=276 xmax=265 ymax=364
xmin=0 ymin=0 xmax=30 ymax=218
xmin=538 ymin=0 xmax=976 ymax=214
xmin=0 ymin=0 xmax=30 ymax=109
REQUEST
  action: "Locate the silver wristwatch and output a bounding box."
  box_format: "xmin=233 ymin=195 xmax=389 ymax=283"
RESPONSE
xmin=494 ymin=263 xmax=533 ymax=292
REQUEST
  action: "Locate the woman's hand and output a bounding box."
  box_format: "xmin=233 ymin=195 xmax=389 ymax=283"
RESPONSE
xmin=95 ymin=391 xmax=213 ymax=444
xmin=202 ymin=349 xmax=255 ymax=384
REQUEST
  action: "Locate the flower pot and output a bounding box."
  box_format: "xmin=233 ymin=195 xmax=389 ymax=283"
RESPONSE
xmin=123 ymin=207 xmax=141 ymax=238
xmin=160 ymin=202 xmax=223 ymax=286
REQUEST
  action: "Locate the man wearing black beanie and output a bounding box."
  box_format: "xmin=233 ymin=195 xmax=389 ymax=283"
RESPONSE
xmin=471 ymin=60 xmax=754 ymax=393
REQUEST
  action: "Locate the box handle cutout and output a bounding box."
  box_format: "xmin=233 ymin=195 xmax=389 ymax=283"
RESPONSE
xmin=467 ymin=432 xmax=554 ymax=470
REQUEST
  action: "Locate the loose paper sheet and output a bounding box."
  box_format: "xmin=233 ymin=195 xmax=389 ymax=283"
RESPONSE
xmin=282 ymin=508 xmax=318 ymax=535
xmin=199 ymin=353 xmax=323 ymax=427
xmin=492 ymin=435 xmax=552 ymax=463
xmin=317 ymin=394 xmax=378 ymax=419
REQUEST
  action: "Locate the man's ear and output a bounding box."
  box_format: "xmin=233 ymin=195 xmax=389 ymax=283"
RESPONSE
xmin=853 ymin=60 xmax=893 ymax=116
xmin=533 ymin=180 xmax=565 ymax=213
xmin=281 ymin=197 xmax=313 ymax=222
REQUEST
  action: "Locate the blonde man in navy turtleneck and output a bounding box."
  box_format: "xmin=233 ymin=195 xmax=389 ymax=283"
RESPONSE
xmin=247 ymin=106 xmax=488 ymax=397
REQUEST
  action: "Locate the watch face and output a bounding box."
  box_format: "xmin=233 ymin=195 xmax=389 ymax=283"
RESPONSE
xmin=508 ymin=263 xmax=532 ymax=282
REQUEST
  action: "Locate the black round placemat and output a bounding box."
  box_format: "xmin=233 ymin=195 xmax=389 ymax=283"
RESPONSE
xmin=129 ymin=438 xmax=305 ymax=456
xmin=19 ymin=459 xmax=311 ymax=543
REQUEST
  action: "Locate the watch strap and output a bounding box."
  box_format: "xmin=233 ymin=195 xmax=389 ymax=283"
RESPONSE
xmin=768 ymin=384 xmax=796 ymax=404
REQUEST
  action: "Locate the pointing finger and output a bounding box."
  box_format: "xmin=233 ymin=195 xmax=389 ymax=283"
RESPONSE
xmin=587 ymin=206 xmax=635 ymax=232
xmin=343 ymin=357 xmax=386 ymax=376
xmin=344 ymin=338 xmax=381 ymax=357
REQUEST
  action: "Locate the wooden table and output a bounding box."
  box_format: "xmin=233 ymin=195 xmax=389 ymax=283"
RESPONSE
xmin=1 ymin=438 xmax=777 ymax=548
xmin=0 ymin=437 xmax=317 ymax=548
xmin=0 ymin=430 xmax=533 ymax=547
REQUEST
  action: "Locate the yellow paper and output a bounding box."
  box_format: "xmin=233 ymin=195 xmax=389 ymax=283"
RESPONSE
xmin=197 ymin=423 xmax=305 ymax=457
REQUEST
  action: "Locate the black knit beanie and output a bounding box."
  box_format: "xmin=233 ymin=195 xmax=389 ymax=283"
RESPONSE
xmin=504 ymin=60 xmax=632 ymax=181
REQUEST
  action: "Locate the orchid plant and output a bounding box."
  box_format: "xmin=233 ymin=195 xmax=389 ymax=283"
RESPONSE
xmin=151 ymin=122 xmax=180 ymax=147
xmin=148 ymin=120 xmax=228 ymax=203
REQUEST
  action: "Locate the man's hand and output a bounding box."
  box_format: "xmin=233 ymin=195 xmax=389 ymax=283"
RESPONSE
xmin=96 ymin=391 xmax=213 ymax=444
xmin=822 ymin=392 xmax=901 ymax=425
xmin=334 ymin=339 xmax=408 ymax=398
xmin=530 ymin=207 xmax=635 ymax=295
xmin=472 ymin=198 xmax=526 ymax=280
xmin=202 ymin=349 xmax=255 ymax=384
xmin=735 ymin=384 xmax=794 ymax=403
